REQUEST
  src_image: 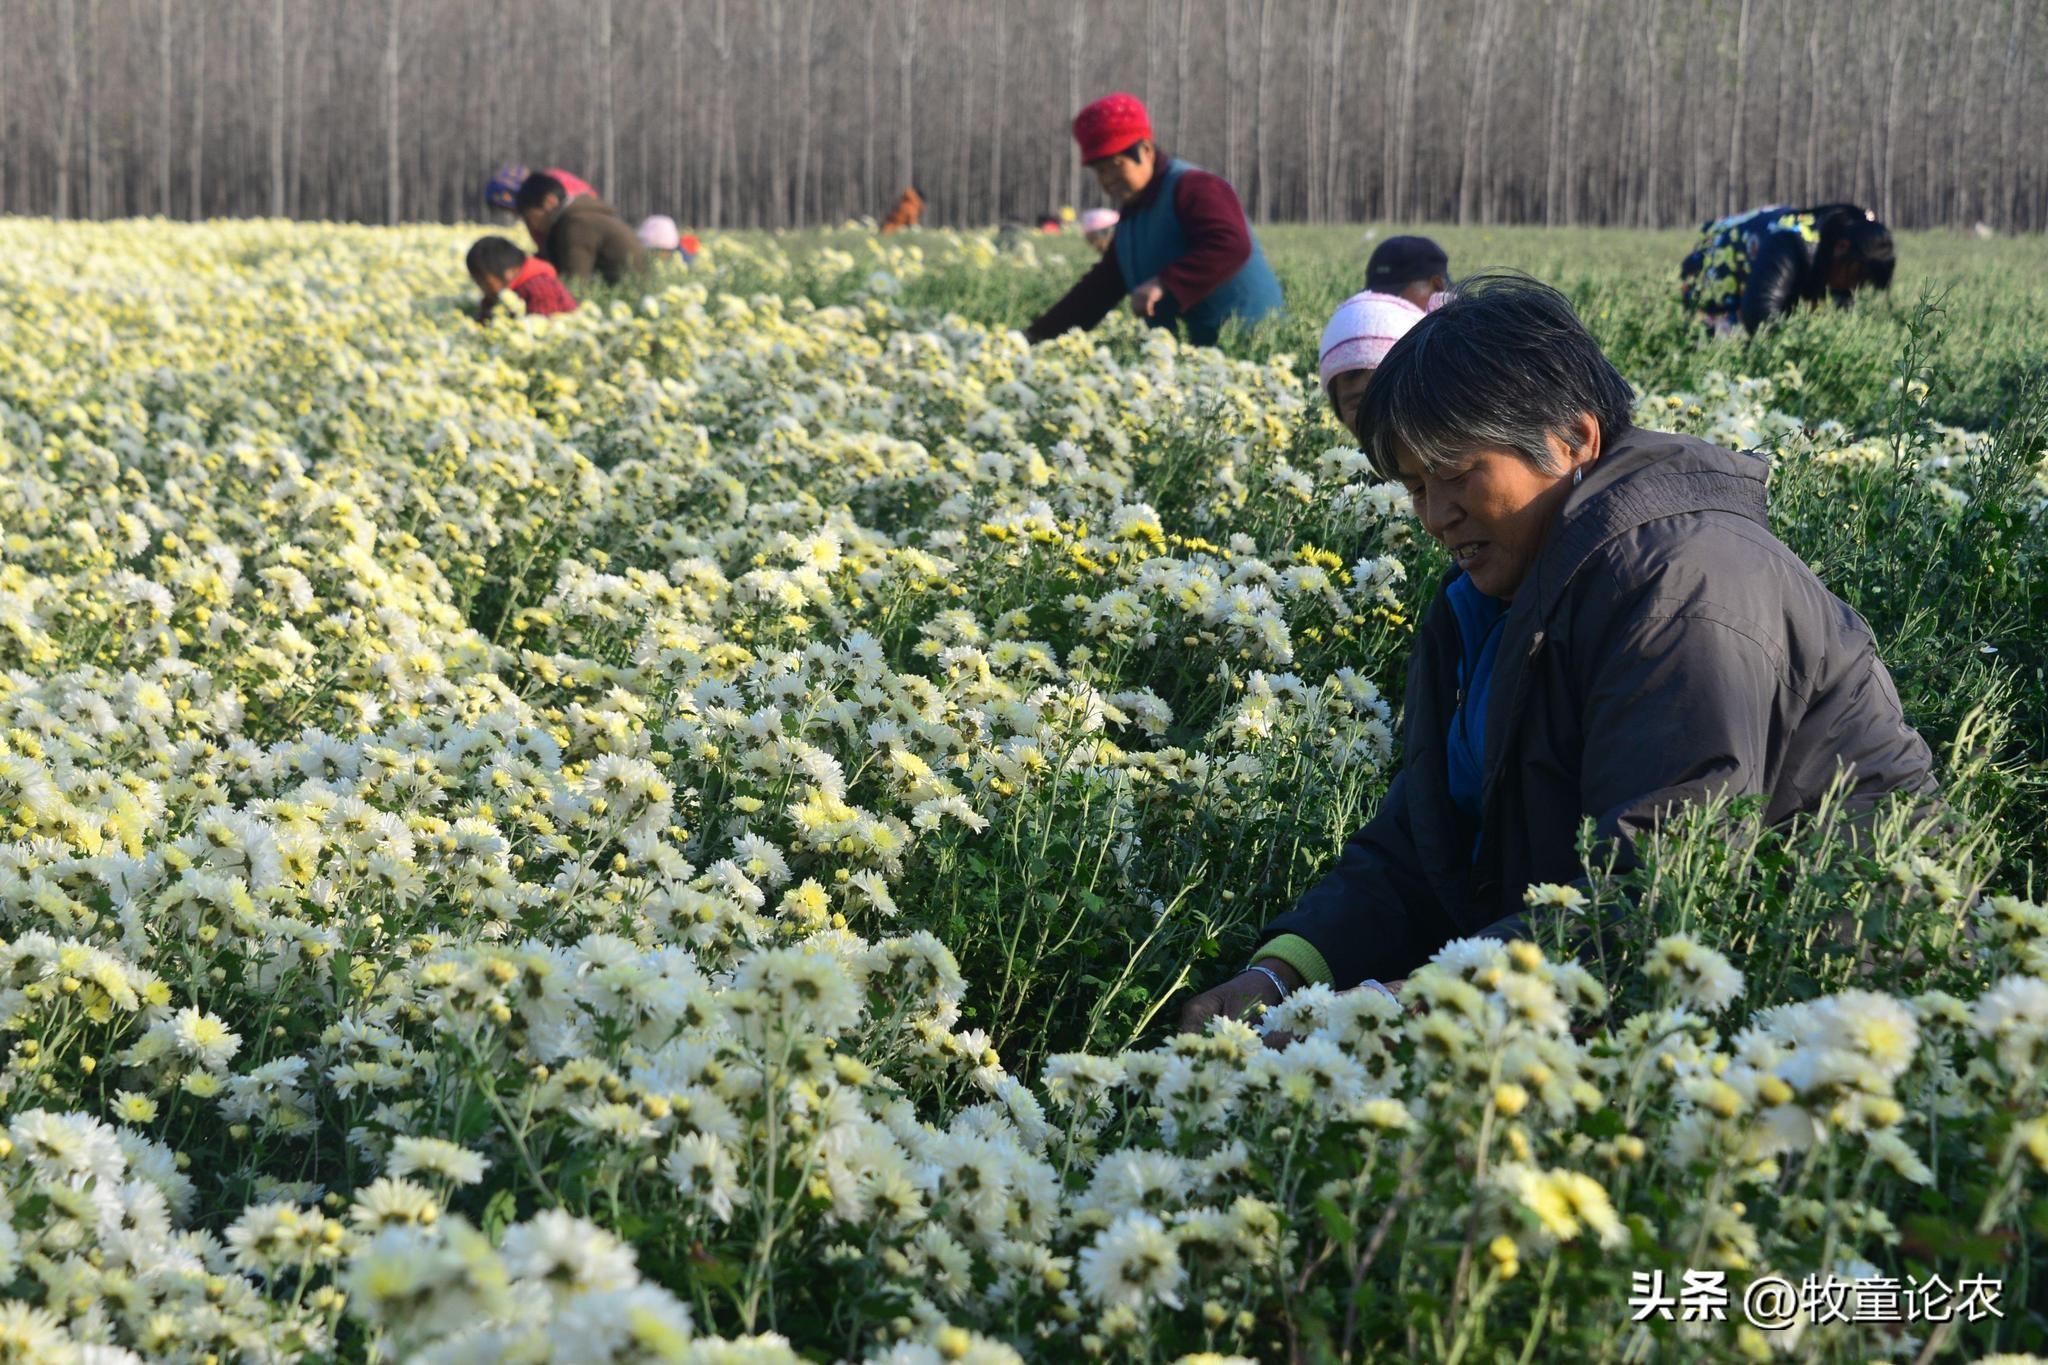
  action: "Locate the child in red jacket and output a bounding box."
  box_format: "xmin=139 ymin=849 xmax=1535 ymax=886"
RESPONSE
xmin=466 ymin=235 xmax=579 ymax=322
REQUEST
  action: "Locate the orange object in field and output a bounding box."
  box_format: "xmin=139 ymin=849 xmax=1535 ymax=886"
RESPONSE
xmin=880 ymin=187 xmax=924 ymax=234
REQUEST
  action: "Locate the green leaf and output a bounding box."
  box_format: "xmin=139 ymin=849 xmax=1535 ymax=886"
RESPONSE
xmin=1581 ymin=1108 xmax=1626 ymax=1139
xmin=480 ymin=1188 xmax=518 ymax=1244
xmin=1314 ymin=1195 xmax=1357 ymax=1246
xmin=1901 ymin=1214 xmax=2011 ymax=1266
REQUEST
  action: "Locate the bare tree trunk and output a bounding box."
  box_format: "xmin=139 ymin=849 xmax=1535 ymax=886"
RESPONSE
xmin=1323 ymin=0 xmax=1350 ymax=219
xmin=271 ymin=0 xmax=287 ymax=217
xmin=989 ymin=1 xmax=1007 ymax=220
xmin=1692 ymin=7 xmax=1719 ymax=216
xmin=1560 ymin=0 xmax=1593 ymax=224
xmin=1879 ymin=0 xmax=1910 ymax=223
xmin=1804 ymin=23 xmax=1822 ymax=202
xmin=1641 ymin=0 xmax=1664 ymax=224
xmin=1226 ymin=0 xmax=1242 ymax=188
xmin=2007 ymin=0 xmax=2034 ymax=229
xmin=1391 ymin=0 xmax=1424 ymax=219
xmin=191 ymin=6 xmax=205 ymax=219
xmin=1727 ymin=0 xmax=1751 ymax=211
xmin=672 ymin=1 xmax=686 ymax=212
xmin=1477 ymin=0 xmax=1507 ymax=222
xmin=1918 ymin=5 xmax=1943 ymax=223
xmin=290 ymin=25 xmax=308 ymax=218
xmin=0 ymin=4 xmax=9 ymax=216
xmin=1145 ymin=0 xmax=1160 ymax=108
xmin=860 ymin=4 xmax=876 ymax=218
xmin=1065 ymin=0 xmax=1083 ymax=208
xmin=1545 ymin=3 xmax=1571 ymax=226
xmin=1174 ymin=0 xmax=1192 ymax=149
xmin=766 ymin=0 xmax=787 ymax=226
xmin=1855 ymin=110 xmax=1874 ymax=208
xmin=1379 ymin=4 xmax=1399 ymax=218
xmin=56 ymin=0 xmax=76 ymax=219
xmin=1768 ymin=0 xmax=1791 ymax=201
xmin=1303 ymin=0 xmax=1322 ymax=221
xmin=85 ymin=0 xmax=100 ymax=218
xmin=951 ymin=0 xmax=973 ymax=223
xmin=596 ymin=0 xmax=616 ymax=199
xmin=1950 ymin=1 xmax=1982 ymax=223
xmin=384 ymin=0 xmax=402 ymax=224
xmin=712 ymin=0 xmax=731 ymax=226
xmin=1254 ymin=0 xmax=1275 ymax=221
xmin=1456 ymin=0 xmax=1503 ymax=224
xmin=897 ymin=0 xmax=922 ymax=193
xmin=1998 ymin=0 xmax=2027 ymax=226
xmin=795 ymin=0 xmax=816 ymax=227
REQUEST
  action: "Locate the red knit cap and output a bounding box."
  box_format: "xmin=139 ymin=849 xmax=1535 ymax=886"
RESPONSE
xmin=1073 ymin=93 xmax=1153 ymax=164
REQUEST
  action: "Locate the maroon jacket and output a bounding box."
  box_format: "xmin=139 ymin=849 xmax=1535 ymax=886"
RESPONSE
xmin=1026 ymin=163 xmax=1255 ymax=342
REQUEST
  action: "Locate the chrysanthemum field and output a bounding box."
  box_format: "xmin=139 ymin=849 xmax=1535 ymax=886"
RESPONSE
xmin=0 ymin=219 xmax=2045 ymax=1363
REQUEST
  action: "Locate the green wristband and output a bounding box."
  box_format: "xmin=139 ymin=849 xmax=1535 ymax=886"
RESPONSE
xmin=1257 ymin=934 xmax=1334 ymax=988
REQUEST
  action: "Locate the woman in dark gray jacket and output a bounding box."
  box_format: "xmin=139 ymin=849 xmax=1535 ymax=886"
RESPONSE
xmin=1180 ymin=273 xmax=1936 ymax=1029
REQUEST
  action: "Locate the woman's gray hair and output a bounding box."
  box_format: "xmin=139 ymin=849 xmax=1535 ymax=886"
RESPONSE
xmin=1355 ymin=271 xmax=1637 ymax=481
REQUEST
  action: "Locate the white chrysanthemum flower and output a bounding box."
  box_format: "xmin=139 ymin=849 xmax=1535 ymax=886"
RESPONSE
xmin=1491 ymin=1162 xmax=1627 ymax=1248
xmin=11 ymin=1109 xmax=125 ymax=1188
xmin=731 ymin=945 xmax=864 ymax=1036
xmin=550 ymin=1283 xmax=697 ymax=1360
xmin=1971 ymin=974 xmax=2048 ymax=1072
xmin=350 ymin=1176 xmax=444 ymax=1231
xmin=1647 ymin=934 xmax=1746 ymax=1014
xmin=666 ymin=1133 xmax=746 ymax=1223
xmin=1077 ymin=1211 xmax=1185 ymax=1312
xmin=501 ymin=1209 xmax=639 ymax=1298
xmin=1431 ymin=937 xmax=1510 ymax=984
xmin=0 ymin=1304 xmax=69 ymax=1360
xmin=388 ymin=1136 xmax=489 ymax=1187
xmin=1867 ymin=1130 xmax=1934 ymax=1185
xmin=226 ymin=1201 xmax=330 ymax=1276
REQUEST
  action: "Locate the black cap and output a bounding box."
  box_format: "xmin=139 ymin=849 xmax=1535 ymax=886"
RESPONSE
xmin=1366 ymin=235 xmax=1450 ymax=291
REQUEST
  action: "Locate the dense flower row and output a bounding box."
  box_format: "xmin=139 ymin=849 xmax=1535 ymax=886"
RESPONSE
xmin=0 ymin=221 xmax=2039 ymax=1361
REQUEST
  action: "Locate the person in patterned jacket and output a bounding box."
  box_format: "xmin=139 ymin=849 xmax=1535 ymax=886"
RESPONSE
xmin=1679 ymin=203 xmax=1895 ymax=335
xmin=484 ymin=163 xmax=598 ymax=214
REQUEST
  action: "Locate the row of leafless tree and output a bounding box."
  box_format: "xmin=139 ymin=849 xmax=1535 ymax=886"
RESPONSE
xmin=10 ymin=0 xmax=2045 ymax=231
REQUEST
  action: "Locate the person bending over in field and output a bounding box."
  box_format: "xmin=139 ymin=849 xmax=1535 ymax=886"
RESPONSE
xmin=1026 ymin=93 xmax=1283 ymax=349
xmin=484 ymin=163 xmax=599 ymax=216
xmin=513 ymin=173 xmax=646 ymax=286
xmin=1318 ymin=237 xmax=1452 ymax=438
xmin=1364 ymin=234 xmax=1452 ymax=311
xmin=1679 ymin=202 xmax=1895 ymax=336
xmin=1318 ymin=290 xmax=1429 ymax=442
xmin=637 ymin=215 xmax=701 ymax=267
xmin=466 ymin=236 xmax=579 ymax=323
xmin=881 ymin=186 xmax=926 ymax=235
xmin=1080 ymin=207 xmax=1119 ymax=253
xmin=1181 ymin=272 xmax=1936 ymax=1032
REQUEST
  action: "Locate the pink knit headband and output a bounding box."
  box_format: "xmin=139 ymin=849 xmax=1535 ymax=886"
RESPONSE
xmin=1318 ymin=290 xmax=1429 ymax=388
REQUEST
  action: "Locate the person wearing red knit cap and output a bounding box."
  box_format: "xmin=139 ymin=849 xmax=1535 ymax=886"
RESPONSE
xmin=1026 ymin=92 xmax=1284 ymax=348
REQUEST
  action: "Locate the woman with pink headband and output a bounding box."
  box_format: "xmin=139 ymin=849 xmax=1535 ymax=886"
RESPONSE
xmin=1318 ymin=235 xmax=1453 ymax=438
xmin=1318 ymin=291 xmax=1431 ymax=441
